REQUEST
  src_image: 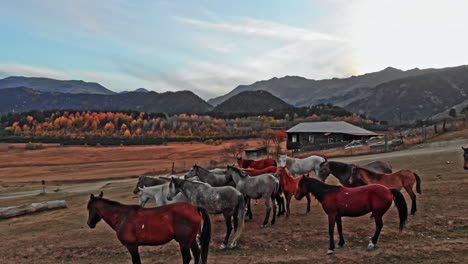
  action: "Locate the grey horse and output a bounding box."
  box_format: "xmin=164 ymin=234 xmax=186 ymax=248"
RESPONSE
xmin=167 ymin=177 xmax=245 ymax=249
xmin=225 ymin=166 xmax=280 ymax=227
xmin=133 ymin=175 xmax=170 ymax=194
xmin=185 ymin=164 xmax=234 ymax=187
xmin=279 ymin=154 xmax=327 ymax=177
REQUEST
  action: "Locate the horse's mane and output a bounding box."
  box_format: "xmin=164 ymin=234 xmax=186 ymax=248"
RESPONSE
xmin=328 ymin=161 xmax=351 ymax=174
xmin=228 ymin=166 xmax=249 ymax=177
xmin=302 ymin=177 xmax=341 ymax=202
xmin=195 ymin=165 xmax=210 ymax=173
xmin=88 ymin=197 xmax=131 ymax=210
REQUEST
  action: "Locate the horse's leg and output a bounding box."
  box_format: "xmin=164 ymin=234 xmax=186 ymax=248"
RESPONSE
xmin=404 ymin=185 xmax=417 ymax=215
xmin=271 ymin=195 xmax=277 ymax=225
xmin=246 ymin=197 xmax=253 ymax=219
xmin=126 ymin=245 xmax=141 ymax=264
xmin=305 ymin=193 xmax=311 ymax=214
xmin=368 ymin=213 xmax=384 ymax=251
xmin=327 ymin=214 xmax=337 ymax=255
xmin=336 ymin=216 xmax=345 ymax=248
xmin=220 ymin=213 xmax=233 ymax=249
xmin=276 ymin=194 xmax=285 ymax=217
xmin=190 ymin=240 xmax=201 ymax=264
xmin=285 ymin=193 xmax=291 ymax=217
xmin=262 ymin=197 xmax=271 ymax=227
xmin=179 ymin=243 xmax=192 ymax=264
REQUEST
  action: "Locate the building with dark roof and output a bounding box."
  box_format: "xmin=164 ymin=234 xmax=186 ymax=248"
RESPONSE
xmin=286 ymin=121 xmax=381 ymax=151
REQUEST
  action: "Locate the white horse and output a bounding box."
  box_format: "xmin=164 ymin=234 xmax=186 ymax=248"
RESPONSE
xmin=279 ymin=154 xmax=326 ymax=177
xmin=138 ymin=183 xmax=188 ymax=207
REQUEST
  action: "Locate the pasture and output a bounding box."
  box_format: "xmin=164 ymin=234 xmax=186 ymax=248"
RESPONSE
xmin=0 ymin=136 xmax=467 ymax=263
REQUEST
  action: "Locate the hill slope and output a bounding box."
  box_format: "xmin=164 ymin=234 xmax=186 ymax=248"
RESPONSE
xmin=0 ymin=88 xmax=212 ymax=115
xmin=212 ymin=90 xmax=294 ymax=114
xmin=208 ymin=66 xmax=440 ymax=107
xmin=0 ymin=76 xmax=115 ymax=94
xmin=345 ymin=66 xmax=468 ymax=123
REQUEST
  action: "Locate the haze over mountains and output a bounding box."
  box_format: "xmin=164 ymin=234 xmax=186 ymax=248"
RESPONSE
xmin=1 ymin=65 xmax=467 ymax=123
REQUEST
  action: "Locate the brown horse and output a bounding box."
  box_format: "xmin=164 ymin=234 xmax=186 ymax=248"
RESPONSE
xmin=242 ymin=166 xmax=277 ymax=176
xmin=87 ymin=192 xmax=211 ymax=264
xmin=237 ymin=157 xmax=277 ymax=169
xmin=276 ymin=166 xmax=311 ymax=217
xmin=351 ymin=166 xmax=421 ymax=215
xmin=462 ymin=147 xmax=468 ymax=170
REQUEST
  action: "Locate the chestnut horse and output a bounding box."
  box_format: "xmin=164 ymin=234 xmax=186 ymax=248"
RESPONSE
xmin=294 ymin=176 xmax=407 ymax=255
xmin=351 ymin=166 xmax=421 ymax=215
xmin=237 ymin=157 xmax=277 ymax=170
xmin=462 ymin=147 xmax=468 ymax=170
xmin=87 ymin=192 xmax=211 ymax=264
xmin=242 ymin=166 xmax=277 ymax=176
xmin=276 ymin=166 xmax=311 ymax=217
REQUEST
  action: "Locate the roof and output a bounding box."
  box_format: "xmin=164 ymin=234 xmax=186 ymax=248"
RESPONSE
xmin=245 ymin=147 xmax=267 ymax=152
xmin=286 ymin=121 xmax=380 ymax=136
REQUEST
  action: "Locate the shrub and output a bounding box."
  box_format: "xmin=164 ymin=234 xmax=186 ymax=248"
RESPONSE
xmin=25 ymin=142 xmax=45 ymax=150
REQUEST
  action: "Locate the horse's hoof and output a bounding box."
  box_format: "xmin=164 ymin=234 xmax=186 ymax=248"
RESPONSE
xmin=261 ymin=224 xmax=268 ymax=228
xmin=337 ymin=244 xmax=344 ymax=249
xmin=367 ymin=241 xmax=375 ymax=251
xmin=229 ymin=241 xmax=237 ymax=248
xmin=219 ymin=244 xmax=227 ymax=250
xmin=327 ymin=250 xmax=334 ymax=255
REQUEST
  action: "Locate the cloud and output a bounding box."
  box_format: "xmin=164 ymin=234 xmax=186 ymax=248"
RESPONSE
xmin=0 ymin=63 xmax=68 ymax=80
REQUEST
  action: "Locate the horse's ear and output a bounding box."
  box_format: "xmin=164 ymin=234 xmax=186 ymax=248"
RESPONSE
xmin=463 ymin=147 xmax=467 ymax=151
xmin=90 ymin=193 xmax=95 ymax=200
xmin=138 ymin=186 xmax=144 ymax=191
xmin=98 ymin=191 xmax=103 ymax=198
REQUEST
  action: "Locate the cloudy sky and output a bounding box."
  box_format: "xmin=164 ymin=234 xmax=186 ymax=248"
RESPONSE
xmin=1 ymin=0 xmax=467 ymax=99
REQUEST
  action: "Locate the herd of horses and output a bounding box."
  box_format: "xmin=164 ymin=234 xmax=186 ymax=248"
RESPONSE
xmin=86 ymin=148 xmax=467 ymax=263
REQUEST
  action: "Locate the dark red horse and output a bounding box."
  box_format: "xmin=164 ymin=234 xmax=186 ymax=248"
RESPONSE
xmin=276 ymin=166 xmax=311 ymax=217
xmin=87 ymin=192 xmax=211 ymax=264
xmin=462 ymin=147 xmax=468 ymax=170
xmin=237 ymin=157 xmax=277 ymax=170
xmin=295 ymin=176 xmax=407 ymax=255
xmin=242 ymin=166 xmax=277 ymax=176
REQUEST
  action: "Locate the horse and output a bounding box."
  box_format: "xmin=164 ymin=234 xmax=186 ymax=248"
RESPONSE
xmin=295 ymin=153 xmax=328 ymax=161
xmin=462 ymin=147 xmax=468 ymax=170
xmin=87 ymin=192 xmax=211 ymax=264
xmin=210 ymin=168 xmax=226 ymax=174
xmin=275 ymin=166 xmax=311 ymax=217
xmin=279 ymin=154 xmax=326 ymax=177
xmin=133 ymin=175 xmax=170 ymax=194
xmin=294 ymin=176 xmax=407 ymax=255
xmin=184 ymin=164 xmax=234 ymax=187
xmin=351 ymin=166 xmax=422 ymax=215
xmin=237 ymin=157 xmax=277 ymax=169
xmin=225 ymin=166 xmax=280 ymax=227
xmin=138 ymin=183 xmax=188 ymax=207
xmin=167 ymin=177 xmax=245 ymax=249
xmin=318 ymin=161 xmax=392 ymax=187
xmin=242 ymin=166 xmax=277 ymax=176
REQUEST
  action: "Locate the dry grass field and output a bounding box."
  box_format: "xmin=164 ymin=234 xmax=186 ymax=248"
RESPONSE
xmin=0 ymin=132 xmax=467 ymax=263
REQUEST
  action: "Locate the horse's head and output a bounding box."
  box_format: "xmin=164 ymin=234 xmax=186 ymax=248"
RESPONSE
xmin=294 ymin=174 xmax=309 ymax=200
xmin=462 ymin=147 xmax=468 ymax=170
xmin=133 ymin=175 xmax=144 ymax=194
xmin=184 ymin=165 xmax=198 ymax=179
xmin=278 ymin=155 xmax=287 ymax=167
xmin=87 ymin=191 xmax=103 ymax=228
xmin=138 ymin=186 xmax=151 ymax=207
xmin=275 ymin=166 xmax=287 ymax=177
xmin=318 ymin=161 xmax=330 ymax=182
xmin=167 ymin=177 xmax=182 ymax=201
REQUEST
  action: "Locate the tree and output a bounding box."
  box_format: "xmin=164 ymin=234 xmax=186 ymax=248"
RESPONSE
xmin=223 ymin=142 xmax=246 ymax=161
xmin=272 ymin=129 xmax=287 ymax=158
xmin=260 ymin=128 xmax=274 ymax=154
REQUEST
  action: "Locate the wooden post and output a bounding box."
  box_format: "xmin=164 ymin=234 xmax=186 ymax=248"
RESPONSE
xmin=384 ymin=134 xmax=389 ymax=152
xmin=171 ymin=162 xmax=175 ymax=174
xmin=41 ymin=180 xmax=46 ymax=194
xmin=0 ymin=200 xmax=67 ymax=219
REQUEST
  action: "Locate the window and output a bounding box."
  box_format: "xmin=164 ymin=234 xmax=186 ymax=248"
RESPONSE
xmin=291 ymin=135 xmax=297 ymax=143
xmin=328 ymin=137 xmax=334 ymax=144
xmin=308 ymin=135 xmax=314 ymax=143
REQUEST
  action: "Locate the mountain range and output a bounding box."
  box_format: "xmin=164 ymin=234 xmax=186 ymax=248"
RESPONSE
xmin=1 ymin=65 xmax=468 ymax=123
xmin=0 ymin=87 xmax=212 ymax=115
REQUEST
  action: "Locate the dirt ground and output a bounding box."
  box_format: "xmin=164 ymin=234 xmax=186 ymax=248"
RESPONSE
xmin=0 ymin=135 xmax=467 ymax=263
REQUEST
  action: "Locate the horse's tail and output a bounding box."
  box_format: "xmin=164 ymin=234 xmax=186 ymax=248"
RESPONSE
xmin=231 ymin=194 xmax=246 ymax=246
xmin=390 ymin=189 xmax=408 ymax=231
xmin=197 ymin=206 xmax=211 ymax=264
xmin=414 ymin=172 xmax=422 ymax=194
